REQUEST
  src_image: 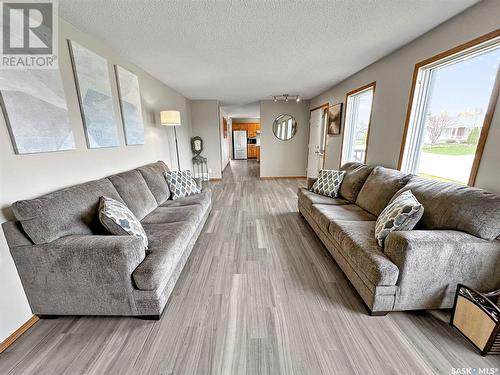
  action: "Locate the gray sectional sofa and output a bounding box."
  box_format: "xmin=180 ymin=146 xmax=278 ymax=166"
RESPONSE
xmin=2 ymin=161 xmax=211 ymax=319
xmin=298 ymin=162 xmax=500 ymax=315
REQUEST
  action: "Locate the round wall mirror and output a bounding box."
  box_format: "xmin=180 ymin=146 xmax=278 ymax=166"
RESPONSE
xmin=272 ymin=114 xmax=297 ymax=141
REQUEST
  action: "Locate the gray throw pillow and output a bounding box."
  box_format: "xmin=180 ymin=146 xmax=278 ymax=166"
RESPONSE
xmin=164 ymin=170 xmax=201 ymax=200
xmin=99 ymin=196 xmax=148 ymax=249
xmin=375 ymin=190 xmax=424 ymax=247
xmin=310 ymin=169 xmax=345 ymax=198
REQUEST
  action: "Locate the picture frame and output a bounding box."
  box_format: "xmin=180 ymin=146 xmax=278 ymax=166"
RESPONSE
xmin=223 ymin=117 xmax=228 ymax=138
xmin=0 ymin=69 xmax=75 ymax=154
xmin=327 ymin=103 xmax=343 ymax=135
xmin=68 ymin=40 xmax=119 ymax=149
xmin=115 ymin=65 xmax=145 ymax=145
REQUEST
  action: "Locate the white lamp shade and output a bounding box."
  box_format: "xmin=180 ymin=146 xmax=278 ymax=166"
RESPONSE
xmin=160 ymin=110 xmax=181 ymax=126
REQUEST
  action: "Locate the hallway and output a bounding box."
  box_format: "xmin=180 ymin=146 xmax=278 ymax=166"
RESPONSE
xmin=1 ymin=162 xmax=498 ymax=374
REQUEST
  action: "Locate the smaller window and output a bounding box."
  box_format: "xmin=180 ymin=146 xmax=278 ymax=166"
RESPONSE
xmin=341 ymin=83 xmax=375 ymax=165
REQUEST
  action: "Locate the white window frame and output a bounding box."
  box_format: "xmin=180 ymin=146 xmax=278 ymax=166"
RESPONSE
xmin=341 ymin=83 xmax=375 ymax=166
xmin=400 ymin=36 xmax=500 ymax=182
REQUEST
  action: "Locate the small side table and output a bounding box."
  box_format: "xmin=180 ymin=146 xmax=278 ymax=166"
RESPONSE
xmin=192 ymin=155 xmax=209 ymax=181
xmin=451 ymin=284 xmax=500 ymax=356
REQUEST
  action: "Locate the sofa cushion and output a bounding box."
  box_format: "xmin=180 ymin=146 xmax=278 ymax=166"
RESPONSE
xmin=297 ymin=188 xmax=349 ymax=212
xmin=136 ymin=161 xmax=171 ymax=205
xmin=310 ymin=169 xmax=345 ymax=198
xmin=165 ymin=170 xmax=201 ymax=200
xmin=141 ymin=205 xmax=204 ymax=225
xmin=99 ymin=196 xmax=148 ymax=249
xmin=160 ymin=187 xmax=212 ymax=211
xmin=356 ymin=166 xmax=412 ymax=216
xmin=12 ymin=178 xmax=122 ymax=244
xmin=375 ymin=190 xmax=423 ymax=247
xmin=394 ymin=177 xmax=500 ymax=240
xmin=109 ymin=170 xmax=158 ymax=221
xmin=133 ymin=221 xmax=196 ymax=290
xmin=339 ymin=162 xmax=375 ymax=202
xmin=328 ymin=220 xmax=399 ymax=286
xmin=311 ymin=204 xmax=376 ymax=231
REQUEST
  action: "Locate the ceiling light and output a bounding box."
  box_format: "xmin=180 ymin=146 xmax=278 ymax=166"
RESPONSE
xmin=271 ymin=94 xmax=300 ymax=102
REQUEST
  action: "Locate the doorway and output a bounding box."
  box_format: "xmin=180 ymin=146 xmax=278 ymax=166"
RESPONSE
xmin=306 ymin=104 xmax=328 ymax=178
xmin=231 ymin=120 xmax=261 ymax=162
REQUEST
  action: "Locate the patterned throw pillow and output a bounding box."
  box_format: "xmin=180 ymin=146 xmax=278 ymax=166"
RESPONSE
xmin=310 ymin=169 xmax=346 ymax=198
xmin=164 ymin=170 xmax=201 ymax=200
xmin=99 ymin=196 xmax=148 ymax=249
xmin=375 ymin=190 xmax=424 ymax=247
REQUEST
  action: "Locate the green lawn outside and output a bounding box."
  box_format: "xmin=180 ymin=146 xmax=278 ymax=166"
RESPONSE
xmin=421 ymin=143 xmax=476 ymax=156
xmin=417 ymin=173 xmax=466 ymax=185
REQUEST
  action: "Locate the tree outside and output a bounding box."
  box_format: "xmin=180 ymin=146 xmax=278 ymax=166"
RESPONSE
xmin=425 ymin=112 xmax=456 ymax=145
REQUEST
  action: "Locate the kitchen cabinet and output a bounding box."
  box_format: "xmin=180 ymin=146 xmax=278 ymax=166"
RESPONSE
xmin=247 ymin=123 xmax=257 ymax=138
xmin=247 ymin=145 xmax=260 ymax=160
xmin=248 ymin=145 xmax=256 ymax=159
xmin=232 ymin=122 xmax=260 ymax=137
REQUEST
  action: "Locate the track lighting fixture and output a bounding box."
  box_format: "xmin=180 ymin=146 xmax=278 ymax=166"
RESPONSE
xmin=271 ymin=94 xmax=301 ymax=103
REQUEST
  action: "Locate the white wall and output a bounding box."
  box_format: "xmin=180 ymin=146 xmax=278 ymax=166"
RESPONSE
xmin=260 ymin=100 xmax=310 ymax=177
xmin=310 ymin=0 xmax=500 ymax=194
xmin=219 ymin=108 xmax=231 ymax=171
xmin=190 ymin=100 xmax=222 ymax=179
xmin=0 ymin=18 xmax=193 ymax=342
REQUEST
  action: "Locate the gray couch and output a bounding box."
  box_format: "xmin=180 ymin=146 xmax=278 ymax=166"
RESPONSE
xmin=2 ymin=161 xmax=211 ymax=319
xmin=298 ymin=162 xmax=500 ymax=315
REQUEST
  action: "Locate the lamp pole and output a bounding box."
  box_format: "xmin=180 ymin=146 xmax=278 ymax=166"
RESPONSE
xmin=174 ymin=126 xmax=181 ymax=171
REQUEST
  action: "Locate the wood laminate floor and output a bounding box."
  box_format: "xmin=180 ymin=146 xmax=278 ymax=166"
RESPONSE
xmin=1 ymin=160 xmax=499 ymax=375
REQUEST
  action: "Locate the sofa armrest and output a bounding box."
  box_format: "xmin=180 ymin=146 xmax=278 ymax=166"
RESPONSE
xmin=307 ymin=177 xmax=317 ymax=190
xmin=9 ymin=235 xmax=146 ymax=315
xmin=384 ymin=230 xmax=500 ymax=309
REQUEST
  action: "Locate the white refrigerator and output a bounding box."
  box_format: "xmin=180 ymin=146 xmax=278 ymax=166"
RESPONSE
xmin=233 ymin=130 xmax=247 ymax=160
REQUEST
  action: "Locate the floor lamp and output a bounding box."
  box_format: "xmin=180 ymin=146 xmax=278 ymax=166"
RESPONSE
xmin=160 ymin=110 xmax=181 ymax=170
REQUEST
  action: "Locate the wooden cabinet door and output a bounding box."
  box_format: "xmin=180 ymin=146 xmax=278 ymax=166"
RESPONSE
xmin=247 ymin=123 xmax=256 ymax=138
xmin=256 ymin=147 xmax=260 ymax=161
xmin=233 ymin=123 xmax=250 ymax=133
xmin=248 ymin=146 xmax=256 ymax=159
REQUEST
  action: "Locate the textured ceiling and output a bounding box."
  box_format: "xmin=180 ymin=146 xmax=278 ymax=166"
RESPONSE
xmin=59 ymin=0 xmax=478 ymax=117
xmin=222 ymin=101 xmax=260 ymax=119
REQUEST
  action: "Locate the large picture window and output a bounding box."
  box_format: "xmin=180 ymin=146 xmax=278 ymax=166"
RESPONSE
xmin=341 ymin=83 xmax=375 ymax=165
xmin=399 ymin=34 xmax=500 ymax=185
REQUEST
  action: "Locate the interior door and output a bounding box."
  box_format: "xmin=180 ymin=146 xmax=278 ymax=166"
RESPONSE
xmin=307 ymin=107 xmax=327 ymax=178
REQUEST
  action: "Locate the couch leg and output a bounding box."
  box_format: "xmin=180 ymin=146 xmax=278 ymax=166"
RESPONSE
xmin=37 ymin=314 xmax=60 ymax=319
xmin=138 ymin=315 xmax=161 ymax=320
xmin=369 ymin=310 xmax=389 ymax=316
